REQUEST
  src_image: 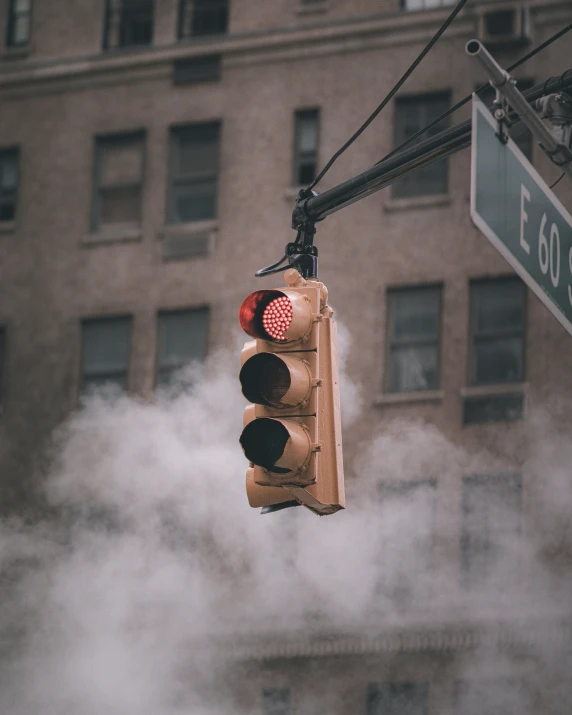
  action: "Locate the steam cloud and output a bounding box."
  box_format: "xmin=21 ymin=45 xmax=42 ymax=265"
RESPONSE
xmin=0 ymin=331 xmax=570 ymax=714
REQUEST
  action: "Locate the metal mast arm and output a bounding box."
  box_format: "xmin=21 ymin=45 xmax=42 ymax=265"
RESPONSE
xmin=292 ymin=68 xmax=572 ymax=228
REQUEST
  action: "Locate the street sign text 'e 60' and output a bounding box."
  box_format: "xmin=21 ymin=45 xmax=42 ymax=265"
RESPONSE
xmin=471 ymin=94 xmax=572 ymax=337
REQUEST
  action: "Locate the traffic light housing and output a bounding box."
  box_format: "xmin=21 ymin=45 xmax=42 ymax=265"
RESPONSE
xmin=238 ymin=268 xmax=345 ymax=516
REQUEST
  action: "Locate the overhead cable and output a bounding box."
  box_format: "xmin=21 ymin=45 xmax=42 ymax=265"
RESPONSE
xmin=379 ymin=21 xmax=572 ymax=165
xmin=306 ymin=0 xmax=471 ymax=192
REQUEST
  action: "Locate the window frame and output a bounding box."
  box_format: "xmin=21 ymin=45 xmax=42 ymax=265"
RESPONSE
xmin=292 ymin=108 xmax=320 ymax=187
xmin=79 ymin=315 xmax=133 ymax=396
xmin=0 ymin=147 xmax=19 ymax=223
xmin=261 ymin=687 xmax=291 ymax=715
xmin=91 ymin=130 xmax=146 ymax=234
xmin=391 ymin=91 xmax=451 ymax=198
xmin=178 ymin=0 xmax=229 ymax=39
xmin=468 ymin=276 xmax=527 ymax=387
xmin=167 ymin=121 xmax=221 ymax=225
xmin=103 ymin=0 xmax=154 ymax=51
xmin=400 ymin=0 xmax=456 ymax=10
xmin=155 ymin=306 xmax=210 ymax=388
xmin=367 ymin=682 xmax=429 ymax=715
xmin=460 ymin=472 xmax=523 ymax=589
xmin=384 ymin=283 xmax=443 ymax=394
xmin=6 ymin=0 xmax=32 ymax=47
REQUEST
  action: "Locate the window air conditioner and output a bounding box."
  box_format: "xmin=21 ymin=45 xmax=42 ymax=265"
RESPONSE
xmin=478 ymin=5 xmax=531 ymax=47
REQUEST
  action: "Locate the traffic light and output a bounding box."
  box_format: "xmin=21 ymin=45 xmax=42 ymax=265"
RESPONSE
xmin=238 ymin=268 xmax=345 ymax=516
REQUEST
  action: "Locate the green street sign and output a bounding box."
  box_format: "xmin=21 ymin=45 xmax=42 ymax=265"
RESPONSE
xmin=471 ymin=94 xmax=572 ymax=337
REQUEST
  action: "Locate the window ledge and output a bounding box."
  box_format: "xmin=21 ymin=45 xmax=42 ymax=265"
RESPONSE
xmin=461 ymin=382 xmax=528 ymax=398
xmin=160 ymin=219 xmax=218 ymax=237
xmin=0 ymin=220 xmax=16 ymax=234
xmin=1 ymin=44 xmax=32 ymax=60
xmin=384 ymin=193 xmax=450 ymax=212
xmin=374 ymin=389 xmax=444 ymax=406
xmin=295 ymin=1 xmax=330 ymax=15
xmin=82 ymin=226 xmax=142 ymax=246
xmin=160 ymin=220 xmax=218 ymax=261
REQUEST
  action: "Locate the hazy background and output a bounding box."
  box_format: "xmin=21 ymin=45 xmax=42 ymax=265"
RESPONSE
xmin=0 ymin=326 xmax=570 ymax=714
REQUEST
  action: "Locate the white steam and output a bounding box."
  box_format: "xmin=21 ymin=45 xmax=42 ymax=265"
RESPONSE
xmin=0 ymin=333 xmax=570 ymax=713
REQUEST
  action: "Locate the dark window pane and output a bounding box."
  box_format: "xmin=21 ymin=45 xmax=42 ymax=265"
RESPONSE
xmin=93 ymin=133 xmax=144 ymax=231
xmin=392 ymin=92 xmax=450 ymax=197
xmin=386 ymin=286 xmax=441 ymax=393
xmin=173 ymin=55 xmax=221 ymax=85
xmin=0 ymin=149 xmax=19 ymax=222
xmin=461 ymin=473 xmax=522 ymax=588
xmin=293 ymin=109 xmax=319 ymax=186
xmin=168 ymin=123 xmax=220 ymax=224
xmin=392 ymin=289 xmax=440 ymax=341
xmin=81 ymin=317 xmax=132 ymax=394
xmin=262 ymin=688 xmax=291 ymax=715
xmin=7 ymin=0 xmax=32 ymax=46
xmin=104 ymin=0 xmax=153 ymax=50
xmin=368 ymin=682 xmax=428 ymax=715
xmin=463 ymin=393 xmax=524 ymax=425
xmin=473 ymin=337 xmax=523 ymax=384
xmin=99 ymin=186 xmax=141 ymax=225
xmin=389 ymin=346 xmax=438 ymax=392
xmin=179 ymin=0 xmax=229 ymax=38
xmin=157 ymin=308 xmax=209 ymax=385
xmin=470 ymin=278 xmax=525 ymax=387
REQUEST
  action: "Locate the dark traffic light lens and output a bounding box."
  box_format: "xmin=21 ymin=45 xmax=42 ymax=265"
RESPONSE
xmin=240 ymin=419 xmax=290 ymax=473
xmin=240 ymin=354 xmax=291 ymax=407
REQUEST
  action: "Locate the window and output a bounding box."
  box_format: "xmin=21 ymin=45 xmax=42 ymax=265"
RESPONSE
xmin=455 ymin=678 xmax=524 ymax=715
xmin=385 ymin=285 xmax=442 ymax=393
xmin=293 ymin=109 xmax=319 ymax=186
xmin=156 ymin=308 xmax=209 ymax=386
xmin=401 ymin=0 xmax=455 ymax=10
xmin=6 ymin=0 xmax=32 ymax=46
xmin=461 ymin=473 xmax=522 ymax=589
xmin=262 ymin=688 xmax=291 ymax=715
xmin=392 ymin=92 xmax=450 ymax=197
xmin=168 ymin=122 xmax=220 ymax=224
xmin=104 ymin=0 xmax=153 ymax=50
xmin=178 ymin=0 xmax=229 ymax=39
xmin=81 ymin=317 xmax=132 ymax=394
xmin=377 ymin=480 xmax=436 ymax=605
xmin=173 ymin=55 xmax=221 ymax=85
xmin=469 ymin=278 xmax=525 ymax=386
xmin=368 ymin=683 xmax=428 ymax=715
xmin=92 ymin=132 xmax=145 ymax=233
xmin=0 ymin=149 xmax=19 ymax=222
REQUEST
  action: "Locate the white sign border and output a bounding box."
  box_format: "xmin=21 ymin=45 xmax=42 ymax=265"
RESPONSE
xmin=470 ymin=93 xmax=572 ymax=339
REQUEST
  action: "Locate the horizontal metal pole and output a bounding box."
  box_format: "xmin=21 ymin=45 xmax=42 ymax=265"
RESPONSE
xmin=293 ymin=69 xmax=572 ymax=226
xmin=466 ymin=39 xmax=572 ymax=178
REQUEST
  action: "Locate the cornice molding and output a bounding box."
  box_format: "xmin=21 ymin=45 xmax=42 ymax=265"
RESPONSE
xmin=0 ymin=1 xmax=569 ymax=98
xmin=222 ymin=619 xmax=572 ymax=661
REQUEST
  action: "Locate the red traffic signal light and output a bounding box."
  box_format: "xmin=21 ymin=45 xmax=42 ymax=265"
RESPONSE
xmin=238 ymin=268 xmax=345 ymax=516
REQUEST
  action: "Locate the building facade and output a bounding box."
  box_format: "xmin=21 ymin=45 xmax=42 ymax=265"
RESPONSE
xmin=1 ymin=0 xmax=572 ymax=713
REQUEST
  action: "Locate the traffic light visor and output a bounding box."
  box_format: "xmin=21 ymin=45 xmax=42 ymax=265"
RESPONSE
xmin=239 ymin=290 xmax=313 ymax=344
xmin=240 ymin=418 xmax=311 ymax=475
xmin=239 ymin=353 xmax=312 ymax=408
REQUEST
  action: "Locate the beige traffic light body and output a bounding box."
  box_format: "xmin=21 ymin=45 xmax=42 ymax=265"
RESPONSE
xmin=238 ymin=268 xmax=345 ymax=516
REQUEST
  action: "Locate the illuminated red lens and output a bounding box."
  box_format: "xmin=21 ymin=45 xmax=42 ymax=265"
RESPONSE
xmin=262 ymin=296 xmax=293 ymax=341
